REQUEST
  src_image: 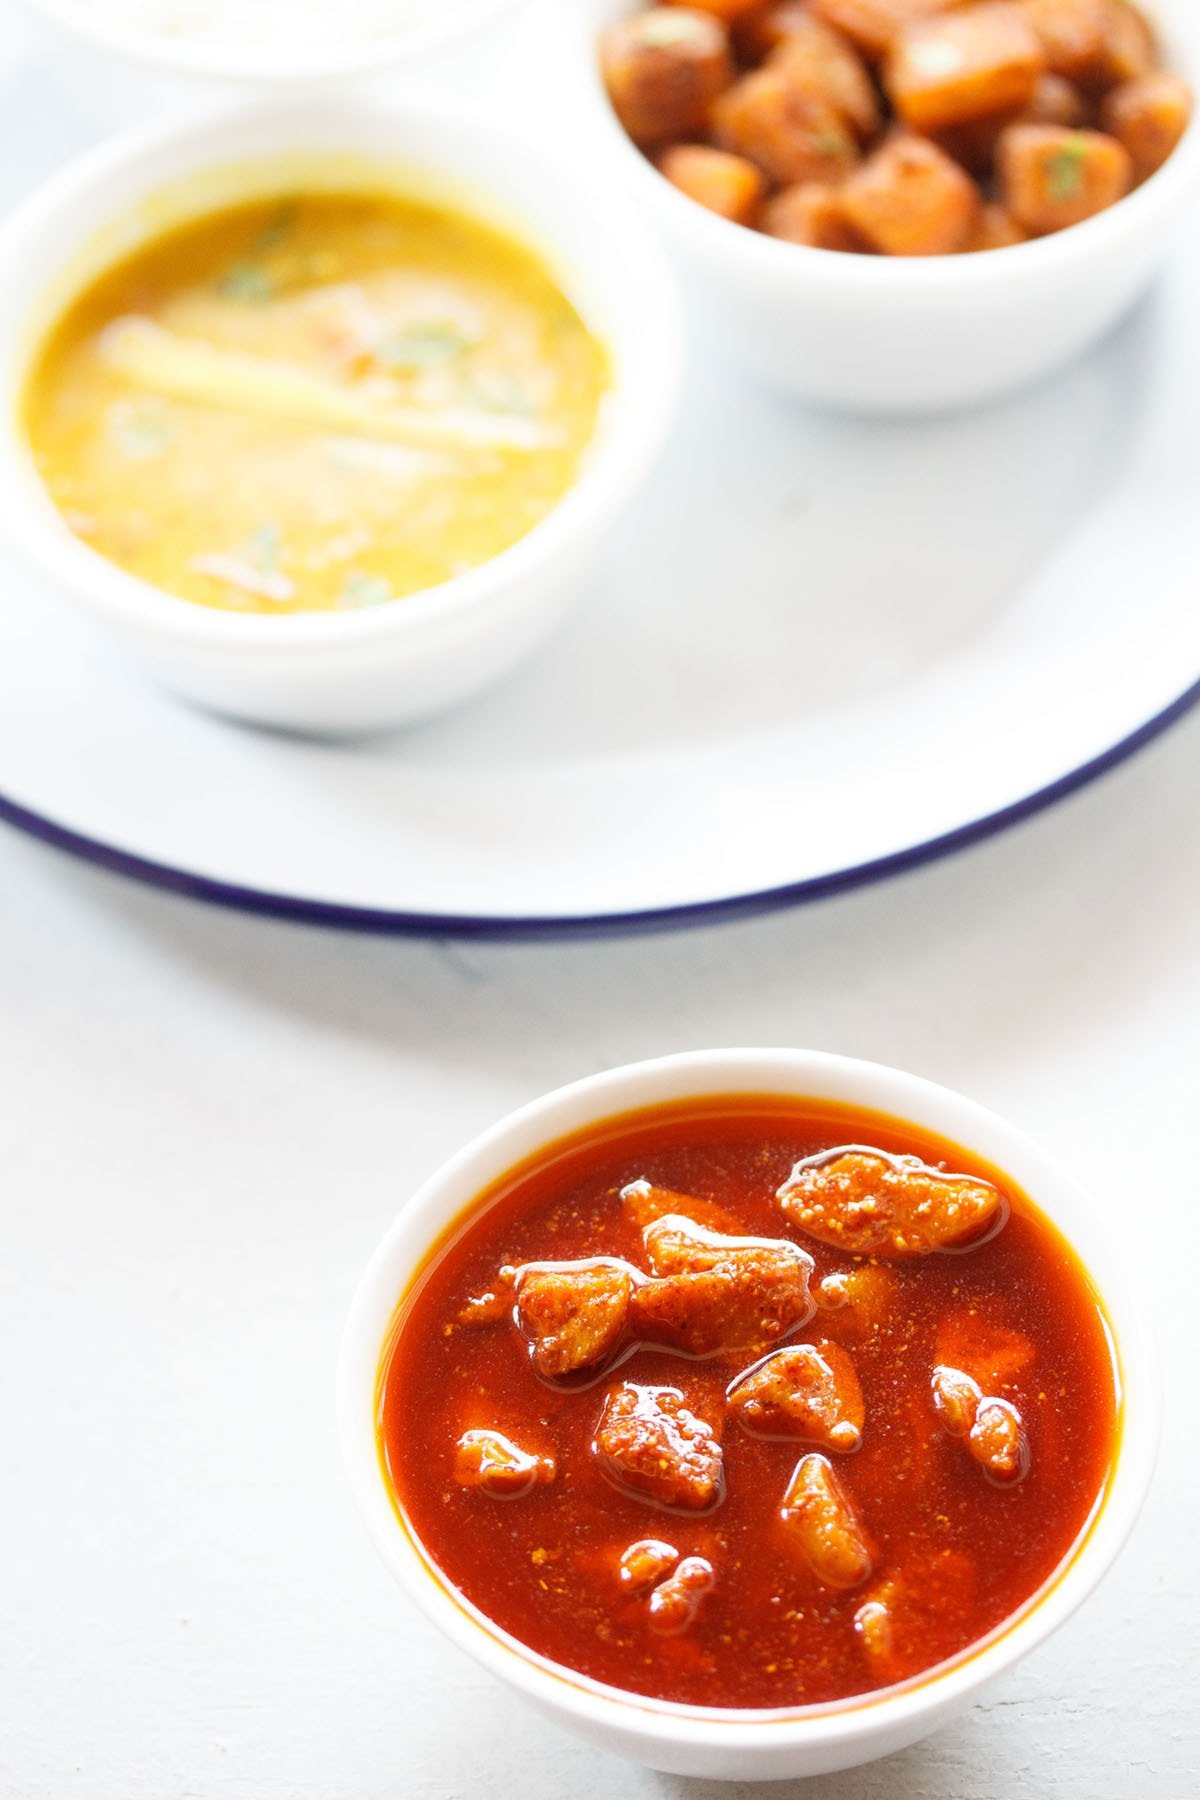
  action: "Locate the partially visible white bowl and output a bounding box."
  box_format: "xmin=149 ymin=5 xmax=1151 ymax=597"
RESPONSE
xmin=0 ymin=96 xmax=681 ymax=734
xmin=570 ymin=0 xmax=1200 ymax=413
xmin=16 ymin=0 xmax=527 ymax=90
xmin=339 ymin=1048 xmax=1157 ymax=1782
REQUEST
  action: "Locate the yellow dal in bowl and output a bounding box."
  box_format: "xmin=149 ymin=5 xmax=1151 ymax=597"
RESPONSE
xmin=22 ymin=191 xmax=611 ymax=615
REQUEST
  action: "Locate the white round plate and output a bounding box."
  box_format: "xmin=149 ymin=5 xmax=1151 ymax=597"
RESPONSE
xmin=1 ymin=12 xmax=1197 ymax=939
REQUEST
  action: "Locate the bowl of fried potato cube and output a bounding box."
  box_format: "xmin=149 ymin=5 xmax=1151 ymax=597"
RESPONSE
xmin=582 ymin=1 xmax=1199 ymax=411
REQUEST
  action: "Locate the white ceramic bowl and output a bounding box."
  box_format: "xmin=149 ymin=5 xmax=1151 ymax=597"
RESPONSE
xmin=15 ymin=0 xmax=527 ymax=89
xmin=568 ymin=1 xmax=1200 ymax=413
xmin=0 ymin=97 xmax=681 ymax=734
xmin=339 ymin=1048 xmax=1156 ymax=1781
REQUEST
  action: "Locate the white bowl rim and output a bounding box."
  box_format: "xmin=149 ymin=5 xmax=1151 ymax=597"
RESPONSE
xmin=338 ymin=1047 xmax=1158 ymax=1757
xmin=574 ymin=0 xmax=1200 ymax=292
xmin=16 ymin=0 xmax=530 ymax=83
xmin=0 ymin=91 xmax=682 ymax=655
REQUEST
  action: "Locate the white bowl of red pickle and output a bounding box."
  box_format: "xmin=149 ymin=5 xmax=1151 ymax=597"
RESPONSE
xmin=568 ymin=1 xmax=1200 ymax=413
xmin=339 ymin=1049 xmax=1157 ymax=1781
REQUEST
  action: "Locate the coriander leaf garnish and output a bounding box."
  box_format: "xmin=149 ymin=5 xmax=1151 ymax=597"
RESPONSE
xmin=217 ymin=204 xmax=305 ymax=300
xmin=218 ymin=262 xmax=277 ymax=302
xmin=375 ymin=322 xmax=470 ymax=371
xmin=337 ymin=571 xmax=393 ymax=610
xmin=107 ymin=397 xmax=171 ymax=460
xmin=1045 ymin=139 xmax=1088 ymax=202
xmin=252 ymin=199 xmax=299 ymax=256
xmin=813 ymin=130 xmax=854 ymax=161
xmin=241 ymin=522 xmax=283 ymax=576
xmin=466 ymin=375 xmax=539 ymax=417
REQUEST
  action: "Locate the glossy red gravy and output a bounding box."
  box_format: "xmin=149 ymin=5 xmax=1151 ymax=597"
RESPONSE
xmin=378 ymin=1098 xmax=1119 ymax=1709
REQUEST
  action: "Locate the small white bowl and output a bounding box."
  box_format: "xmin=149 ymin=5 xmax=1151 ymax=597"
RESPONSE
xmin=15 ymin=0 xmax=527 ymax=89
xmin=339 ymin=1049 xmax=1156 ymax=1782
xmin=570 ymin=0 xmax=1200 ymax=413
xmin=0 ymin=97 xmax=681 ymax=734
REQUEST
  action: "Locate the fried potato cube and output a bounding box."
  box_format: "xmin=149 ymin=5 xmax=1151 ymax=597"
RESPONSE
xmin=769 ymin=14 xmax=883 ymax=140
xmin=1102 ymin=73 xmax=1193 ymax=182
xmin=1018 ymin=0 xmax=1108 ymax=81
xmin=998 ymin=122 xmax=1131 ymax=231
xmin=931 ymin=1364 xmax=1031 ymax=1485
xmin=780 ymin=1452 xmax=874 ymax=1587
xmin=735 ymin=0 xmax=818 ymax=63
xmin=594 ymin=1382 xmax=724 ymax=1511
xmin=1100 ymin=0 xmax=1156 ymax=87
xmin=647 ymin=1555 xmax=716 ymax=1634
xmin=454 ymin=1428 xmax=555 ymax=1499
xmin=620 ymin=1178 xmax=742 ymax=1237
xmin=632 ymin=1230 xmax=814 ymax=1357
xmin=601 ymin=7 xmax=734 ymax=144
xmin=812 ymin=0 xmax=974 ymax=62
xmin=778 ymin=1145 xmax=1003 ymax=1255
xmin=963 ymin=200 xmax=1030 ymax=248
xmin=934 ymin=67 xmax=1084 ymax=179
xmin=618 ymin=1537 xmax=679 ymax=1592
xmin=729 ymin=1339 xmax=865 ymax=1449
xmin=659 ymin=143 xmax=767 ymax=222
xmin=1027 ymin=69 xmax=1088 ymax=124
xmin=712 ymin=62 xmax=861 ymax=184
xmin=515 ymin=1260 xmax=632 ymax=1380
xmin=888 ymin=4 xmax=1045 ymax=132
xmin=839 ymin=132 xmax=981 ymax=252
xmin=763 ymin=180 xmax=869 ymax=247
xmin=1019 ymin=0 xmax=1154 ymax=89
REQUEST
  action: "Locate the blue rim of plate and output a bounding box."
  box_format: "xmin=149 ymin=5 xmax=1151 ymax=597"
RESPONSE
xmin=1 ymin=676 xmax=1197 ymax=940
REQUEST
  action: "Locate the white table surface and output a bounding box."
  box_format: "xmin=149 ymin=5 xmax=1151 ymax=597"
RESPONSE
xmin=2 ymin=4 xmax=1199 ymax=1794
xmin=2 ymin=702 xmax=1197 ymax=1799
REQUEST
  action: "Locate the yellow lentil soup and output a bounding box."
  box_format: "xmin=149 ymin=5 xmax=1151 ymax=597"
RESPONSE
xmin=22 ymin=192 xmax=611 ymax=615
